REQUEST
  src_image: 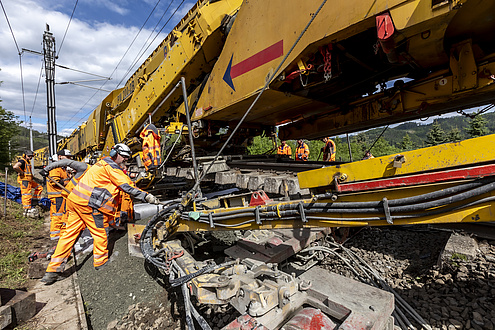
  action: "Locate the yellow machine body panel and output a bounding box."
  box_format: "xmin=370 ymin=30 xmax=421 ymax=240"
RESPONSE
xmin=298 ymin=134 xmax=495 ymax=189
xmin=110 ymin=0 xmax=242 ymax=144
xmin=192 ymin=0 xmax=465 ymax=124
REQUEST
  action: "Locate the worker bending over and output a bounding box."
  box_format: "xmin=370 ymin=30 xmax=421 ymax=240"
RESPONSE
xmin=45 ymin=149 xmax=72 ymax=240
xmin=277 ymin=141 xmax=292 ymax=158
xmin=40 ymin=156 xmax=90 ymax=238
xmin=140 ymin=123 xmax=161 ymax=170
xmin=295 ymin=139 xmax=310 ymax=161
xmin=322 ymin=137 xmax=336 ymax=162
xmin=13 ymin=150 xmax=43 ymax=216
xmin=41 ymin=144 xmax=159 ymax=285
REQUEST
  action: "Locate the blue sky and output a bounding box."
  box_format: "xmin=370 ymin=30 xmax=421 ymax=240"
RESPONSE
xmin=0 ymin=0 xmax=195 ymax=135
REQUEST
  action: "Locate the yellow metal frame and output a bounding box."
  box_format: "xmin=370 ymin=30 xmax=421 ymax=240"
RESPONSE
xmin=298 ymin=134 xmax=495 ymax=189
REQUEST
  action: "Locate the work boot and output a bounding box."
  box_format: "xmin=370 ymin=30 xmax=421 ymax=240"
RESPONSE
xmin=95 ymin=261 xmax=109 ymax=271
xmin=41 ymin=272 xmax=62 ymax=285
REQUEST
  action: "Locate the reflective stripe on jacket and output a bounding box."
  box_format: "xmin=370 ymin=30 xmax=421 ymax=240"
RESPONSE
xmin=17 ymin=156 xmax=33 ymax=182
xmin=295 ymin=143 xmax=310 ymax=161
xmin=277 ymin=145 xmax=292 ymax=156
xmin=140 ymin=124 xmax=161 ymax=169
xmin=47 ymin=168 xmax=68 ymax=198
xmin=68 ymin=157 xmax=147 ymax=216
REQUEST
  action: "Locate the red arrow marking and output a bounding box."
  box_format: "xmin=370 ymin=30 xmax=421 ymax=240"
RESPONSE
xmin=231 ymin=40 xmax=284 ymax=79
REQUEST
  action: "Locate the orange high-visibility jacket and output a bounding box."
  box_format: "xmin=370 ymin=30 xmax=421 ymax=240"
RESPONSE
xmin=323 ymin=139 xmax=336 ymax=162
xmin=47 ymin=168 xmax=68 ymax=198
xmin=43 ymin=159 xmax=90 ymax=199
xmin=277 ymin=144 xmax=292 ymax=156
xmin=69 ymin=157 xmax=148 ymax=216
xmin=295 ymin=143 xmax=310 ymax=161
xmin=140 ymin=124 xmax=161 ymax=170
xmin=16 ymin=156 xmax=33 ymax=183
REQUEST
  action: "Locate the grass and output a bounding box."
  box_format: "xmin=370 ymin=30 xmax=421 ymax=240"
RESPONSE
xmin=0 ymin=169 xmax=47 ymax=289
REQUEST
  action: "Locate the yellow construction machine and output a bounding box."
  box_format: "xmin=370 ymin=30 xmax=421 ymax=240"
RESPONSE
xmin=56 ymin=0 xmax=495 ymax=328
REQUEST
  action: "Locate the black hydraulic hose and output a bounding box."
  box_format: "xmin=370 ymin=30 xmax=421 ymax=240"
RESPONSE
xmin=170 ymin=260 xmax=237 ymax=287
xmin=388 ymin=180 xmax=495 ymax=213
xmin=140 ymin=204 xmax=180 ymax=269
xmin=190 ymin=179 xmax=495 ymax=223
xmin=190 ymin=179 xmax=491 ymax=220
xmin=189 ymin=195 xmax=495 ymax=228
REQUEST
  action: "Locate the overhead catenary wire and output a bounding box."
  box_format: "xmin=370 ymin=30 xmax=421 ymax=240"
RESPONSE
xmin=29 ymin=62 xmax=44 ymax=117
xmin=61 ymin=0 xmax=187 ymax=133
xmin=117 ymin=0 xmax=187 ymax=89
xmin=188 ymin=0 xmax=330 ymax=196
xmin=57 ymin=0 xmax=79 ymax=57
xmin=1 ymin=0 xmax=27 ymax=124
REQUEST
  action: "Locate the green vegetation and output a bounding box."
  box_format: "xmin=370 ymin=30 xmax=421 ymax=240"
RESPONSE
xmin=247 ymin=112 xmax=495 ymax=160
xmin=0 ymin=103 xmax=20 ymax=167
xmin=0 ymin=169 xmax=45 ymax=289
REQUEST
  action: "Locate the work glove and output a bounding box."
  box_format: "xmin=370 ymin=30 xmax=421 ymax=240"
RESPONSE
xmin=145 ymin=193 xmax=159 ymax=205
xmin=320 ymin=147 xmax=324 ymax=152
xmin=297 ymin=154 xmax=302 ymax=159
xmin=39 ymin=168 xmax=49 ymax=177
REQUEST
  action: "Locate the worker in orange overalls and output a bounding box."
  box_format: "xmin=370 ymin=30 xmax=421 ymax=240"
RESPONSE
xmin=277 ymin=140 xmax=292 ymax=158
xmin=45 ymin=149 xmax=72 ymax=241
xmin=12 ymin=150 xmax=43 ymax=216
xmin=295 ymin=139 xmax=310 ymax=161
xmin=41 ymin=144 xmax=159 ymax=285
xmin=112 ymin=165 xmax=134 ymax=227
xmin=40 ymin=156 xmax=91 ymax=238
xmin=322 ymin=137 xmax=336 ymax=162
xmin=140 ymin=123 xmax=161 ymax=171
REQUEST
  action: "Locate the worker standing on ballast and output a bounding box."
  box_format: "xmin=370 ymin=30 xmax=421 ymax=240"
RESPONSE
xmin=41 ymin=143 xmax=160 ymax=285
xmin=277 ymin=140 xmax=292 ymax=158
xmin=295 ymin=139 xmax=310 ymax=161
xmin=140 ymin=123 xmax=161 ymax=171
xmin=12 ymin=150 xmax=43 ymax=216
xmin=45 ymin=149 xmax=72 ymax=241
xmin=321 ymin=137 xmax=336 ymax=162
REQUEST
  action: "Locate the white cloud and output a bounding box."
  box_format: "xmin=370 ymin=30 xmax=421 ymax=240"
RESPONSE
xmin=0 ymin=0 xmax=186 ymax=135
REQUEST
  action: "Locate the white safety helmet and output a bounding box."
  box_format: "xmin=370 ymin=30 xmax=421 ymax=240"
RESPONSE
xmin=112 ymin=143 xmax=132 ymax=158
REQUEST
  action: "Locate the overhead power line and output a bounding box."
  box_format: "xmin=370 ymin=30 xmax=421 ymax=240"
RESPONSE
xmin=118 ymin=0 xmax=186 ymax=89
xmin=61 ymin=0 xmax=182 ymax=132
xmin=30 ymin=62 xmax=44 ymax=117
xmin=1 ymin=0 xmax=27 ymax=124
xmin=57 ymin=0 xmax=79 ymax=57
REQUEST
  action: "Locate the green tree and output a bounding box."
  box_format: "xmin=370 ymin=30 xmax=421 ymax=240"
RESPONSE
xmin=465 ymin=115 xmax=488 ymax=138
xmin=400 ymin=133 xmax=414 ymax=151
xmin=247 ymin=135 xmax=275 ymax=155
xmin=0 ymin=103 xmax=20 ymax=166
xmin=425 ymin=121 xmax=446 ymax=146
xmin=369 ymin=137 xmax=399 ymax=157
xmin=446 ymin=127 xmax=461 ymax=143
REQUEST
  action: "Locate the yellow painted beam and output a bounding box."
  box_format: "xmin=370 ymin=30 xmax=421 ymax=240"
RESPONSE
xmin=298 ymin=134 xmax=495 ymax=189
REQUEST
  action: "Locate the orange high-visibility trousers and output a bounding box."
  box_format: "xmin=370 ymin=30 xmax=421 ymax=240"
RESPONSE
xmin=49 ymin=197 xmax=66 ymax=240
xmin=20 ymin=180 xmax=43 ymax=209
xmin=46 ymin=200 xmax=109 ymax=273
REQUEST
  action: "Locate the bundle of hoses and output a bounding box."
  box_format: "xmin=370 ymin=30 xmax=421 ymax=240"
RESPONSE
xmin=300 ymin=240 xmax=433 ymax=330
xmin=183 ymin=178 xmax=495 ymax=227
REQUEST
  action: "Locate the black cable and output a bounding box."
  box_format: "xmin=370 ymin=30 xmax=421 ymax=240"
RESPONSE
xmin=364 ymin=124 xmax=389 ymax=159
xmin=57 ymin=0 xmax=79 ymax=57
xmin=1 ymin=0 xmax=28 ymax=123
xmin=30 ymin=62 xmax=44 ymax=117
xmin=116 ymin=0 xmax=169 ymax=88
xmin=113 ymin=0 xmax=163 ymax=89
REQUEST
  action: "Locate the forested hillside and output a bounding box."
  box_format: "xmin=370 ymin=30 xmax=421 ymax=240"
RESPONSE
xmin=248 ymin=112 xmax=495 ymax=161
